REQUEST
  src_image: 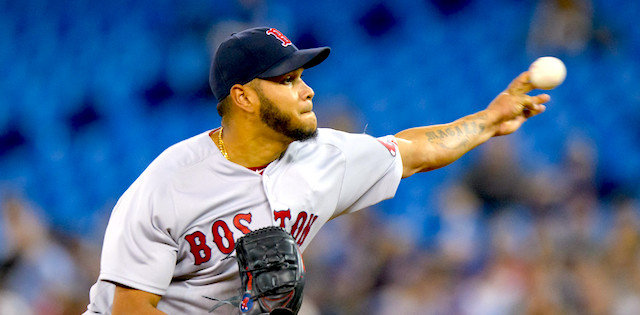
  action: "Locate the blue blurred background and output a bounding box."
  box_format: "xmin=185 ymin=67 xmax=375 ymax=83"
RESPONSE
xmin=0 ymin=0 xmax=639 ymax=314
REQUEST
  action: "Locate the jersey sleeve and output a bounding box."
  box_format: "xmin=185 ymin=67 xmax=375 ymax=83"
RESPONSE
xmin=98 ymin=177 xmax=178 ymax=296
xmin=332 ymin=132 xmax=403 ymax=218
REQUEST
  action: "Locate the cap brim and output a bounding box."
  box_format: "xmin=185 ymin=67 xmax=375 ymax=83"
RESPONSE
xmin=257 ymin=47 xmax=330 ymax=79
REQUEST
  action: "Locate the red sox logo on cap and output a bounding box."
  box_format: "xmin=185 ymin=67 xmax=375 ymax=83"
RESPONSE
xmin=266 ymin=28 xmax=292 ymax=47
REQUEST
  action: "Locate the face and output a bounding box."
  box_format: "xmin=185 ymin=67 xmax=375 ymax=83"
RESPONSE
xmin=254 ymin=68 xmax=318 ymax=141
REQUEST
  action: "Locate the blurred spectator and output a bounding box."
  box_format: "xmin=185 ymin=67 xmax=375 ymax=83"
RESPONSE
xmin=457 ymin=251 xmax=528 ymax=315
xmin=463 ymin=137 xmax=527 ymax=217
xmin=562 ymin=134 xmax=598 ymax=195
xmin=435 ymin=182 xmax=485 ymax=270
xmin=367 ymin=254 xmax=455 ymax=315
xmin=303 ymin=209 xmax=410 ymax=314
xmin=606 ymin=197 xmax=640 ymax=315
xmin=0 ymin=289 xmax=32 ymax=315
xmin=0 ymin=193 xmax=98 ymax=314
xmin=527 ymin=0 xmax=594 ymax=56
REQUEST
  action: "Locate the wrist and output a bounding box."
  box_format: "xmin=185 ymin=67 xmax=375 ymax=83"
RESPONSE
xmin=473 ymin=109 xmax=500 ymax=137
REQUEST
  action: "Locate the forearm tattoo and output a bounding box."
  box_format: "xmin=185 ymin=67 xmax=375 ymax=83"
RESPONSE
xmin=424 ymin=114 xmax=488 ymax=150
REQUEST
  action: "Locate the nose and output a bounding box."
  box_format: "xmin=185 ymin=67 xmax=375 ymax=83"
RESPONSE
xmin=300 ymin=79 xmax=314 ymax=101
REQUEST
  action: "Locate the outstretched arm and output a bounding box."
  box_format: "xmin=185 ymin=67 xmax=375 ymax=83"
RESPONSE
xmin=396 ymin=71 xmax=550 ymax=178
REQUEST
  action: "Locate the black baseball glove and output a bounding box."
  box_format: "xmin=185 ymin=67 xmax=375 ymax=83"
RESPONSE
xmin=234 ymin=226 xmax=305 ymax=315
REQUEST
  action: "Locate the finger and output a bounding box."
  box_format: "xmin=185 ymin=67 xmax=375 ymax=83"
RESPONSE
xmin=523 ymin=104 xmax=546 ymax=118
xmin=515 ymin=94 xmax=547 ymax=118
xmin=506 ymin=71 xmax=535 ymax=95
xmin=521 ymin=94 xmax=550 ymax=109
xmin=531 ymin=93 xmax=550 ymax=105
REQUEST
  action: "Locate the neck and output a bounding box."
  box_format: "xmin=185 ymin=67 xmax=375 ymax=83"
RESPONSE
xmin=215 ymin=121 xmax=292 ymax=168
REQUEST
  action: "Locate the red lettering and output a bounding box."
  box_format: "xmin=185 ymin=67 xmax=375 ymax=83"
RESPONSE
xmin=297 ymin=214 xmax=318 ymax=246
xmin=266 ymin=28 xmax=292 ymax=47
xmin=185 ymin=231 xmax=211 ymax=265
xmin=290 ymin=212 xmax=308 ymax=241
xmin=233 ymin=213 xmax=252 ymax=234
xmin=212 ymin=220 xmax=235 ymax=254
xmin=185 ymin=210 xmax=318 ymax=263
xmin=274 ymin=209 xmax=292 ymax=228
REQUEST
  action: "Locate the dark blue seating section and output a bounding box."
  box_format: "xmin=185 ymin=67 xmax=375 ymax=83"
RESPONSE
xmin=0 ymin=0 xmax=638 ymax=237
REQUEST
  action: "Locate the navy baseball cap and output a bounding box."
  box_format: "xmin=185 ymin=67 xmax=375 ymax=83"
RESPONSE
xmin=209 ymin=27 xmax=331 ymax=102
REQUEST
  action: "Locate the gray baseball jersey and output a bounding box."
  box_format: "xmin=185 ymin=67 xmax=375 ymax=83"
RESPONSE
xmin=84 ymin=127 xmax=403 ymax=314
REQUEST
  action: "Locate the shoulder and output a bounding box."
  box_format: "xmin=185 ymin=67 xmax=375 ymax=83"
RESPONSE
xmin=294 ymin=128 xmax=380 ymax=149
xmin=156 ymin=130 xmax=218 ymax=168
xmin=313 ymin=128 xmax=397 ymax=155
xmin=113 ymin=132 xmax=218 ymax=219
xmin=144 ymin=130 xmax=218 ymax=178
xmin=316 ymin=128 xmax=371 ymax=142
xmin=282 ymin=128 xmax=398 ymax=164
xmin=283 ymin=129 xmax=360 ymax=159
xmin=123 ymin=130 xmax=219 ymax=197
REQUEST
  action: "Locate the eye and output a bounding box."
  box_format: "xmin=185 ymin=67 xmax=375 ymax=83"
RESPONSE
xmin=281 ymin=75 xmax=294 ymax=85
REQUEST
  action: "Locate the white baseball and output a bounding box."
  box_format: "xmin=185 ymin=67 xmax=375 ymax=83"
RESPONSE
xmin=528 ymin=56 xmax=566 ymax=90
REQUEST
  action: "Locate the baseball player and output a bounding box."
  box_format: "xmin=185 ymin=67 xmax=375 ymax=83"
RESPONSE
xmin=84 ymin=27 xmax=549 ymax=314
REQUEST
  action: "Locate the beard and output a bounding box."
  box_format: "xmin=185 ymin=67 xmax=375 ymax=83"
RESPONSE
xmin=258 ymin=93 xmax=318 ymax=141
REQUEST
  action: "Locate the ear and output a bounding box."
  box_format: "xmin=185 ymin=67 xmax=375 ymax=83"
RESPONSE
xmin=229 ymin=83 xmax=258 ymax=113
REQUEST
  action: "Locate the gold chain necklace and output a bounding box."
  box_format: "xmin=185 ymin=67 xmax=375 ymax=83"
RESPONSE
xmin=217 ymin=127 xmax=229 ymax=160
